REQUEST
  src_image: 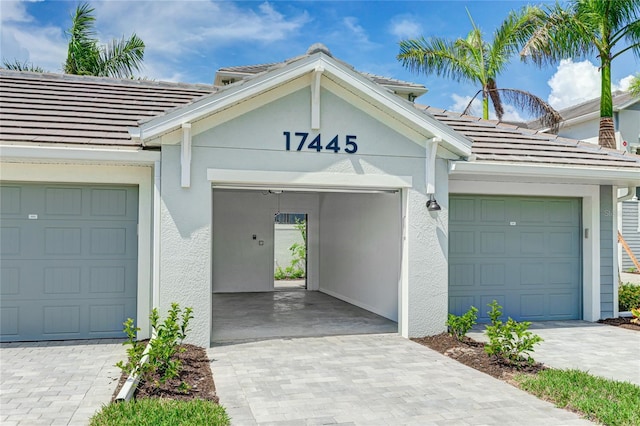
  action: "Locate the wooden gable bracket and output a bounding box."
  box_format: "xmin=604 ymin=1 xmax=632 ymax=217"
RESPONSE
xmin=311 ymin=65 xmax=324 ymax=130
xmin=181 ymin=122 xmax=192 ymax=188
xmin=426 ymin=137 xmax=441 ymax=195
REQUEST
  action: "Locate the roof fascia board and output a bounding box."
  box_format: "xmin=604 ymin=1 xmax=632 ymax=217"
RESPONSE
xmin=615 ymin=97 xmax=639 ymax=111
xmin=0 ymin=144 xmax=160 ymax=164
xmin=449 ymin=160 xmax=640 ymax=184
xmin=137 ymin=52 xmax=471 ymax=157
xmin=138 ymin=55 xmax=323 ymax=140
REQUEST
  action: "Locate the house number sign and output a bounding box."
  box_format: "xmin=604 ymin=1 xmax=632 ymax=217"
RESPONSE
xmin=283 ymin=132 xmax=358 ymax=154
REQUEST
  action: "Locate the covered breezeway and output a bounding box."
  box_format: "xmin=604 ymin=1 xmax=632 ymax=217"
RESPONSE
xmin=210 ymin=174 xmax=408 ymax=342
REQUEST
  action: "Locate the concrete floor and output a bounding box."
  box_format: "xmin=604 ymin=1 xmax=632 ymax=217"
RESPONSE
xmin=211 ymin=290 xmax=397 ymax=344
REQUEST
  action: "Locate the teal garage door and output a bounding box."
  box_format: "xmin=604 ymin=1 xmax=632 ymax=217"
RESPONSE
xmin=1 ymin=183 xmax=138 ymax=341
xmin=449 ymin=195 xmax=581 ymax=321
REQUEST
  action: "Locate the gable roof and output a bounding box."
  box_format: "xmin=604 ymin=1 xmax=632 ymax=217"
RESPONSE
xmin=528 ymin=91 xmax=639 ymax=130
xmin=215 ymin=63 xmax=427 ymax=97
xmin=1 ymin=57 xmax=638 ymax=181
xmin=134 ymin=44 xmax=471 ymax=157
xmin=0 ymin=70 xmax=215 ymax=147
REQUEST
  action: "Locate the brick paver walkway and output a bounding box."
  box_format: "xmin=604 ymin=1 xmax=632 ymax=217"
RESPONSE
xmin=209 ymin=334 xmax=593 ymax=425
xmin=0 ymin=339 xmax=124 ymax=425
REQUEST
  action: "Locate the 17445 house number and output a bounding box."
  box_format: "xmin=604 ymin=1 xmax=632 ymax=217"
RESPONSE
xmin=283 ymin=132 xmax=358 ymax=154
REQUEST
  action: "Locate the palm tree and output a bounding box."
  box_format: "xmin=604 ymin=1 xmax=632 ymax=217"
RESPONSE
xmin=2 ymin=3 xmax=144 ymax=78
xmin=64 ymin=3 xmax=145 ymax=78
xmin=521 ymin=0 xmax=640 ymax=149
xmin=397 ymin=8 xmax=562 ymax=130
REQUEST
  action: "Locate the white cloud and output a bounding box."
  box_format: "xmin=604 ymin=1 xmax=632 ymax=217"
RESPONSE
xmin=1 ymin=1 xmax=36 ymax=24
xmin=389 ymin=16 xmax=422 ymax=40
xmin=547 ymin=59 xmax=635 ymax=109
xmin=0 ymin=0 xmax=66 ymax=72
xmin=449 ymin=93 xmax=524 ymax=122
xmin=617 ymin=74 xmax=635 ymax=92
xmin=93 ymin=1 xmax=310 ymax=55
xmin=341 ymin=17 xmax=374 ymax=48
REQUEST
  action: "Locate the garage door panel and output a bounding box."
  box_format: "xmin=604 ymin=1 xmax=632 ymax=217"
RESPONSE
xmin=480 ymin=231 xmax=506 ymax=254
xmin=520 ymin=200 xmax=546 ymax=224
xmin=1 ymin=307 xmax=19 ymax=336
xmin=0 ymin=183 xmax=138 ymax=342
xmin=1 ymin=186 xmax=22 ymax=215
xmin=520 ymin=262 xmax=545 ymax=285
xmin=450 ymin=195 xmax=581 ymax=322
xmin=480 ymin=199 xmax=506 ymax=222
xmin=45 ymin=187 xmax=83 ymax=216
xmin=0 ymin=226 xmax=20 ymax=255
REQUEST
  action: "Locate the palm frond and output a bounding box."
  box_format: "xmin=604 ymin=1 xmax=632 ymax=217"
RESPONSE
xmin=96 ymin=34 xmax=145 ymax=78
xmin=2 ymin=59 xmax=45 ymax=73
xmin=398 ymin=36 xmax=479 ymax=84
xmin=461 ymin=90 xmax=483 ymax=116
xmin=495 ymin=88 xmax=562 ymax=132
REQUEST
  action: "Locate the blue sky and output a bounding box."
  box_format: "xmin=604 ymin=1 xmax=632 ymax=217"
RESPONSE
xmin=2 ymin=0 xmax=638 ymax=120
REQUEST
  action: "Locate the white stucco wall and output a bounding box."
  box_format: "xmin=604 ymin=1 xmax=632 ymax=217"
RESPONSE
xmin=318 ymin=192 xmax=401 ymax=320
xmin=159 ymin=85 xmax=449 ymax=346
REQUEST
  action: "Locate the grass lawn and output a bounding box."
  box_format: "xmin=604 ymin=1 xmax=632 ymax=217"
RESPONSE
xmin=515 ymin=369 xmax=640 ymax=426
xmin=90 ymin=398 xmax=230 ymax=426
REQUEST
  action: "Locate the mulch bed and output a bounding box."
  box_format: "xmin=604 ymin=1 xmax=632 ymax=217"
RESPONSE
xmin=598 ymin=317 xmax=640 ymax=331
xmin=111 ymin=343 xmax=218 ymax=403
xmin=412 ymin=333 xmax=546 ymax=380
xmin=416 ymin=318 xmax=639 ymax=381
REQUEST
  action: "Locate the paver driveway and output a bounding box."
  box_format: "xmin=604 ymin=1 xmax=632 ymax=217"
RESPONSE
xmin=0 ymin=339 xmax=125 ymax=425
xmin=209 ymin=334 xmax=592 ymax=425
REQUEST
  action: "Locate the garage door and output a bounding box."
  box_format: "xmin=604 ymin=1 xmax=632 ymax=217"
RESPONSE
xmin=1 ymin=183 xmax=138 ymax=341
xmin=449 ymin=195 xmax=581 ymax=321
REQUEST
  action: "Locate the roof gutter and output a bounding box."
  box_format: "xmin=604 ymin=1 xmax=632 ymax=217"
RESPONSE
xmin=449 ymin=160 xmax=640 ymax=185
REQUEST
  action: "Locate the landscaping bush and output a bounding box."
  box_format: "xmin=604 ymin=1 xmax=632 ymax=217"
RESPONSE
xmin=446 ymin=306 xmax=478 ymax=341
xmin=484 ymin=300 xmax=543 ymax=366
xmin=619 ymin=282 xmax=640 ymax=311
xmin=116 ymin=303 xmax=194 ymax=390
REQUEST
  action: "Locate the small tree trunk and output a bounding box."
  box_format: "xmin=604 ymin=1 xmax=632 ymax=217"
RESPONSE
xmin=598 ymin=116 xmax=616 ymax=150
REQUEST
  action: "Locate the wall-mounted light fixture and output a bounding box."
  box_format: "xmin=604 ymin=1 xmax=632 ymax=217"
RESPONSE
xmin=426 ymin=194 xmax=441 ymax=211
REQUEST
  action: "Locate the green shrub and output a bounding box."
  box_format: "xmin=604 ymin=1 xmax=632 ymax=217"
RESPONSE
xmin=484 ymin=300 xmax=543 ymax=366
xmin=618 ymin=282 xmax=640 ymax=311
xmin=90 ymin=398 xmax=230 ymax=426
xmin=116 ymin=303 xmax=194 ymax=389
xmin=446 ymin=306 xmax=478 ymax=341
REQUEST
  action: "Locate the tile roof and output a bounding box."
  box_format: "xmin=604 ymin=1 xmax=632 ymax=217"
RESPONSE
xmin=527 ymin=91 xmax=638 ymax=130
xmin=420 ymin=105 xmax=640 ymax=169
xmin=0 ymin=70 xmax=215 ymax=147
xmin=218 ymin=64 xmax=426 ymax=90
xmin=1 ymin=69 xmax=638 ymax=171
